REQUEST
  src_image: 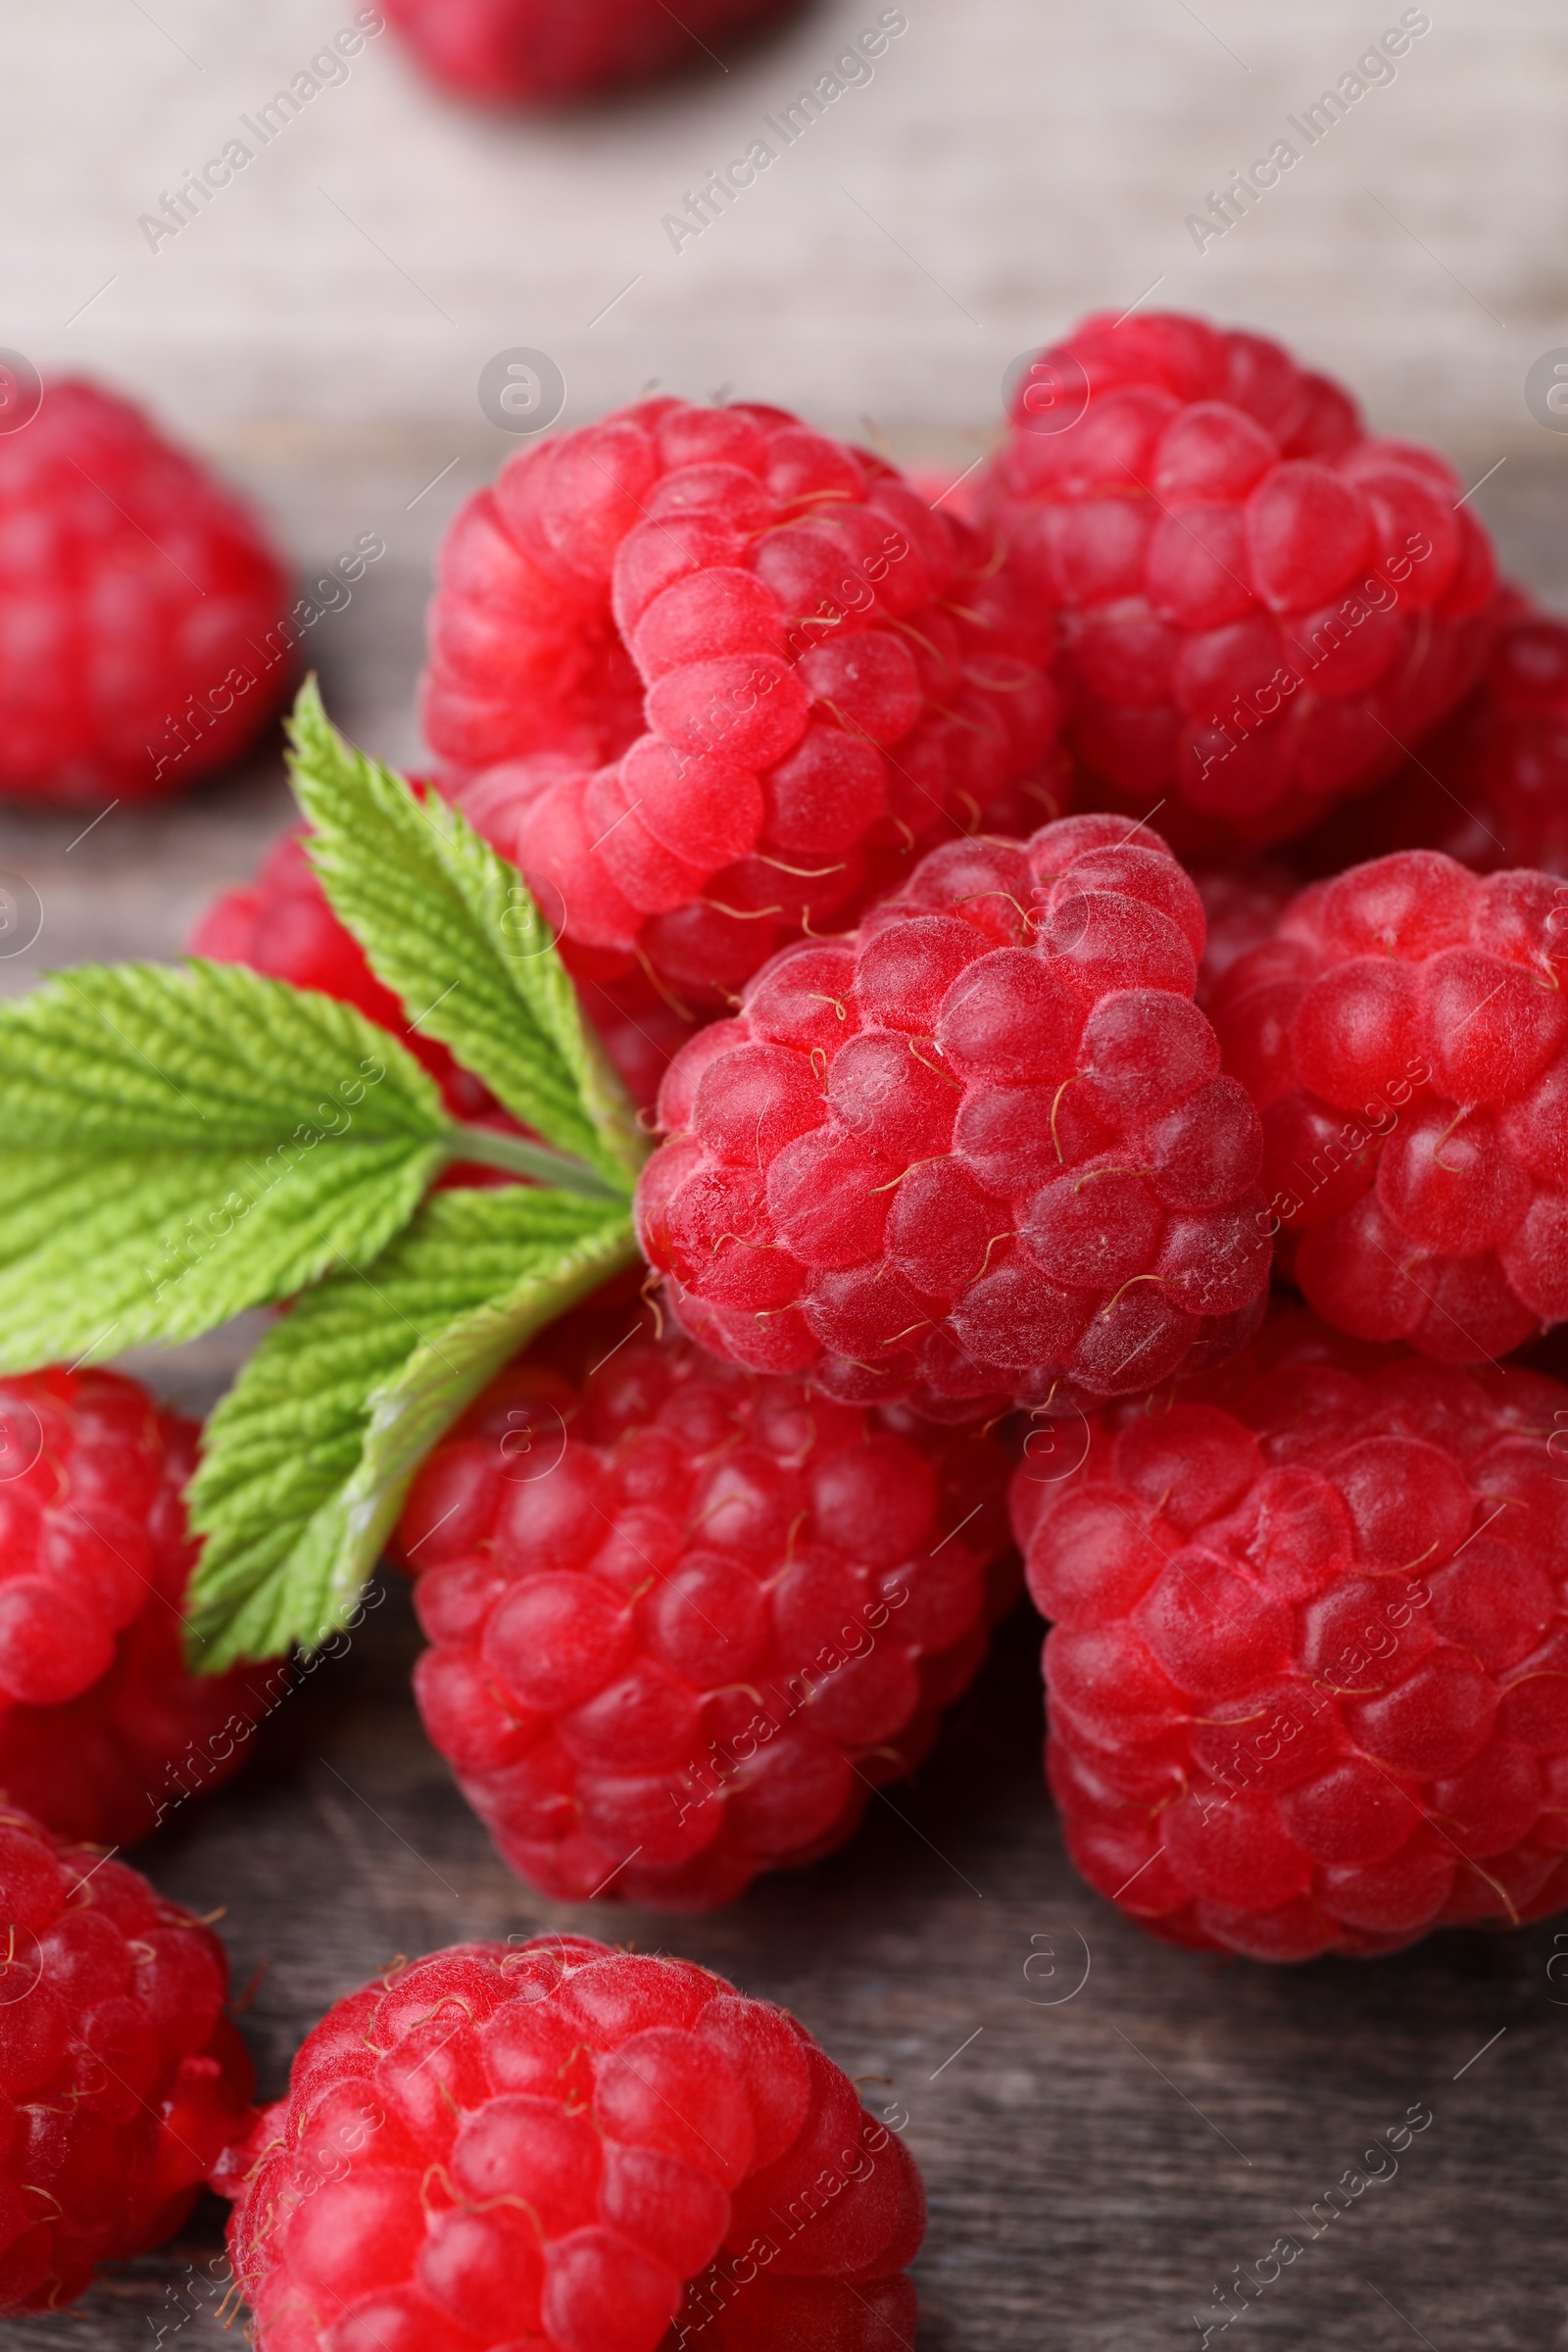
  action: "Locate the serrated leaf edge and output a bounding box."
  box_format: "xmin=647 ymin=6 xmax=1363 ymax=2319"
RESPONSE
xmin=188 ymin=1200 xmax=638 ymax=1670
xmin=285 ymin=679 xmax=646 ymax=1193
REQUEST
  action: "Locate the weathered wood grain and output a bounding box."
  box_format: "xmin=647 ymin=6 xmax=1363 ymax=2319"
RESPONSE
xmin=8 ymin=1588 xmax=1565 ymax=2352
xmin=1 ymin=450 xmax=1565 ymax=2350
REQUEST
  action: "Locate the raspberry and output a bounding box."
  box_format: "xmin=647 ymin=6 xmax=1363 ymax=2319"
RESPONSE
xmin=392 ymin=1327 xmax=1013 ymax=1909
xmin=0 ymin=1370 xmax=270 ymax=1846
xmin=637 ymin=813 xmax=1271 ymax=1413
xmin=979 ymin=310 xmax=1500 ymax=856
xmin=1211 ymin=849 xmax=1568 ymax=1361
xmin=0 ymin=1808 xmax=255 ymax=2311
xmin=384 ymin=0 xmax=799 ymax=106
xmin=1333 ymin=601 xmax=1568 ymax=878
xmin=1192 ymin=863 xmax=1294 ymax=1009
xmin=193 ymin=826 xmax=697 ymax=1116
xmin=223 ymin=1935 xmax=924 ymax=2352
xmin=1013 ymin=1313 xmax=1568 ymax=1961
xmin=0 ymin=378 xmax=289 ymax=805
xmin=421 ymin=395 xmax=1064 ymax=1000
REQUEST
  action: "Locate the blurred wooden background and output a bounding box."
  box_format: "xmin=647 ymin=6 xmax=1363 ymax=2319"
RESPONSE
xmin=9 ymin=0 xmax=1568 ymax=449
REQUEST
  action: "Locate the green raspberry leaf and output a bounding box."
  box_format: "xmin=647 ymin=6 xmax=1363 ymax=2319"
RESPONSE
xmin=286 ymin=679 xmax=646 ymax=1195
xmin=0 ymin=960 xmax=453 ymax=1370
xmin=185 ymin=1184 xmax=637 ymax=1669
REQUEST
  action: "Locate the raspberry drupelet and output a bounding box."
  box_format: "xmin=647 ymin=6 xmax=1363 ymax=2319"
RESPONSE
xmin=1192 ymin=863 xmax=1295 ymax=1010
xmin=392 ymin=1332 xmax=1014 ymax=1910
xmin=192 ymin=824 xmax=697 ymax=1119
xmin=0 ymin=378 xmax=290 ymax=805
xmin=384 ymin=0 xmax=800 ymax=107
xmin=1013 ymin=1315 xmax=1568 ymax=1961
xmin=636 ymin=813 xmax=1272 ymax=1415
xmin=1329 ymin=603 xmax=1568 ymax=878
xmin=979 ymin=311 xmax=1500 ymax=857
xmin=0 ymin=1370 xmax=270 ymax=1847
xmin=1416 ymin=607 xmax=1568 ymax=875
xmin=222 ymin=1936 xmax=924 ymax=2352
xmin=420 ymin=395 xmax=1065 ymax=1001
xmin=1211 ymin=849 xmax=1568 ymax=1361
xmin=0 ymin=1809 xmax=255 ymax=2312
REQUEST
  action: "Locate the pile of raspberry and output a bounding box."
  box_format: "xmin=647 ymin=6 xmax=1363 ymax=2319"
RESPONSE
xmin=1210 ymin=849 xmax=1568 ymax=1361
xmin=223 ymin=1936 xmax=923 ymax=2352
xmin=422 ymin=394 xmax=1063 ymax=998
xmin=191 ymin=824 xmax=693 ymax=1117
xmin=0 ymin=1369 xmax=270 ymax=1846
xmin=393 ymin=1332 xmax=1012 ymax=1909
xmin=978 ymin=310 xmax=1500 ymax=856
xmin=637 ymin=812 xmax=1271 ymax=1413
xmin=0 ymin=1810 xmax=255 ymax=2313
xmin=384 ymin=0 xmax=800 ymax=105
xmin=0 ymin=377 xmax=289 ymax=804
xmin=1014 ymin=1315 xmax=1568 ymax=1961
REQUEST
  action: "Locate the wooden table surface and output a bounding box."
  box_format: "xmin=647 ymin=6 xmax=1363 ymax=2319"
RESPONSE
xmin=3 ymin=449 xmax=1568 ymax=2352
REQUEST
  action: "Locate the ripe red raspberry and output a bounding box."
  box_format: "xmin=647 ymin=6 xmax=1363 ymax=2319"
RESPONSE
xmin=979 ymin=311 xmax=1500 ymax=856
xmin=0 ymin=378 xmax=290 ymax=805
xmin=223 ymin=1935 xmax=923 ymax=2352
xmin=0 ymin=1808 xmax=255 ymax=2312
xmin=192 ymin=825 xmax=697 ymax=1117
xmin=384 ymin=0 xmax=799 ymax=106
xmin=1192 ymin=863 xmax=1294 ymax=1009
xmin=637 ymin=813 xmax=1271 ymax=1414
xmin=392 ymin=1330 xmax=1013 ymax=1909
xmin=0 ymin=1370 xmax=270 ymax=1847
xmin=422 ymin=396 xmax=1064 ymax=1000
xmin=1335 ymin=602 xmax=1568 ymax=878
xmin=1210 ymin=849 xmax=1568 ymax=1361
xmin=1013 ymin=1315 xmax=1568 ymax=1961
